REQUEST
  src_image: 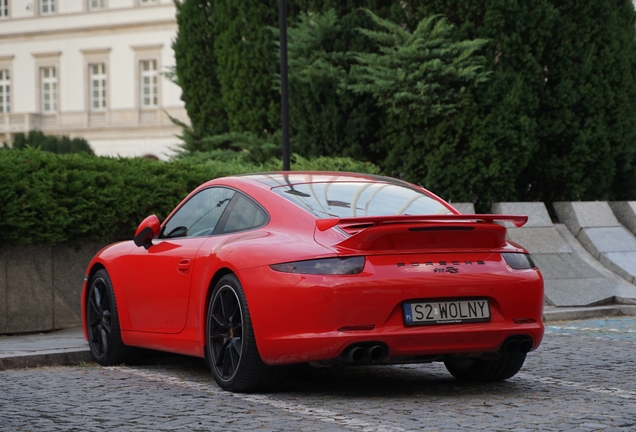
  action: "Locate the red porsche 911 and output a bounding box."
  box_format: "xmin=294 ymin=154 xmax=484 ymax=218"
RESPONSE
xmin=82 ymin=172 xmax=544 ymax=392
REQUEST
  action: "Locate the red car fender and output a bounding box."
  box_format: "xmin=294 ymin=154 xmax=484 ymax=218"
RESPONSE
xmin=81 ymin=241 xmax=137 ymax=341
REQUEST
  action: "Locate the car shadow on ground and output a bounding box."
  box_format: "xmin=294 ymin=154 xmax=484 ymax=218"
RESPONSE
xmin=128 ymin=350 xmax=533 ymax=398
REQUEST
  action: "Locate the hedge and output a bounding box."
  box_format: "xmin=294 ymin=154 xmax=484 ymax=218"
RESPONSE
xmin=0 ymin=149 xmax=379 ymax=245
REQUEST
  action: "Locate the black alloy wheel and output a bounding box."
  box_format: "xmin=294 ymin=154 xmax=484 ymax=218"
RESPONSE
xmin=208 ymin=282 xmax=244 ymax=381
xmin=206 ymin=274 xmax=287 ymax=393
xmin=87 ymin=274 xmax=112 ymax=360
xmin=86 ymin=269 xmax=138 ymax=366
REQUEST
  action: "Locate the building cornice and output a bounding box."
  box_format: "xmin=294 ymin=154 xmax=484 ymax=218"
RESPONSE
xmin=80 ymin=48 xmax=112 ymax=56
xmin=131 ymin=44 xmax=164 ymax=52
xmin=31 ymin=51 xmax=62 ymax=59
xmin=1 ymin=20 xmax=177 ymax=42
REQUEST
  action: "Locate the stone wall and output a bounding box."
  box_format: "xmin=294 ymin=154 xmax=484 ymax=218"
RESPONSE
xmin=0 ymin=242 xmax=106 ymax=335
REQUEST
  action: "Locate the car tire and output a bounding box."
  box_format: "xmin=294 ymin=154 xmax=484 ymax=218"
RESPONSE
xmin=444 ymin=353 xmax=526 ymax=382
xmin=206 ymin=274 xmax=287 ymax=393
xmin=86 ymin=269 xmax=139 ymax=366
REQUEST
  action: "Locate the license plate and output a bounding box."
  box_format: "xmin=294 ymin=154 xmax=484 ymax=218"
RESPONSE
xmin=403 ymin=299 xmax=490 ymax=325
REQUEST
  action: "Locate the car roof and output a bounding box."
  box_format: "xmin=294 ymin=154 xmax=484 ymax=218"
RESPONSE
xmin=238 ymin=171 xmax=416 ymax=189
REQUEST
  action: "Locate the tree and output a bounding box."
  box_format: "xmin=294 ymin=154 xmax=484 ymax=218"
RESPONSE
xmin=285 ymin=9 xmax=385 ymax=161
xmin=173 ymin=0 xmax=405 ymax=158
xmin=349 ymin=10 xmax=490 ymax=188
xmin=408 ymin=0 xmax=558 ymax=207
xmin=173 ymin=0 xmax=229 ymax=147
xmin=172 ymin=0 xmax=636 ymax=206
xmin=525 ymin=0 xmax=636 ymax=202
xmin=212 ymin=0 xmax=280 ymax=134
xmin=417 ymin=0 xmax=636 ymax=206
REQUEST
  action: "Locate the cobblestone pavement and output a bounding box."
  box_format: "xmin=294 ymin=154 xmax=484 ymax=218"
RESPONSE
xmin=2 ymin=318 xmax=636 ymax=431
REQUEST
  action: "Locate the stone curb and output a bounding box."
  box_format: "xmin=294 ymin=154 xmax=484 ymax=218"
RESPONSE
xmin=0 ymin=349 xmax=92 ymax=371
xmin=543 ymin=305 xmax=636 ymax=322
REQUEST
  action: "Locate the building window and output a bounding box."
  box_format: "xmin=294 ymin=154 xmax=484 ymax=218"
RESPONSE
xmin=89 ymin=63 xmax=107 ymax=110
xmin=89 ymin=0 xmax=105 ymax=10
xmin=0 ymin=70 xmax=9 ymax=113
xmin=140 ymin=60 xmax=157 ymax=108
xmin=41 ymin=66 xmax=57 ymax=113
xmin=0 ymin=0 xmax=9 ymax=19
xmin=40 ymin=0 xmax=55 ymax=14
xmin=138 ymin=0 xmax=158 ymax=5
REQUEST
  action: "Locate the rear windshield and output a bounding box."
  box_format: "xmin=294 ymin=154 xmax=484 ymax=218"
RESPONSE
xmin=273 ymin=182 xmax=452 ymax=218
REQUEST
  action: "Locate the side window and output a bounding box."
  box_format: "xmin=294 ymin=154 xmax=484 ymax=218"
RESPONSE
xmin=219 ymin=193 xmax=268 ymax=234
xmin=161 ymin=187 xmax=235 ymax=239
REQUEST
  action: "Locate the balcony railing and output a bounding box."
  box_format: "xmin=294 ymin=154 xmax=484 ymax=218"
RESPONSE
xmin=0 ymin=108 xmax=186 ymax=135
xmin=0 ymin=113 xmax=43 ymax=133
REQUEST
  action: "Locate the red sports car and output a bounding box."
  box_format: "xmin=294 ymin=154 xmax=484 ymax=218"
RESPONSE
xmin=82 ymin=172 xmax=544 ymax=392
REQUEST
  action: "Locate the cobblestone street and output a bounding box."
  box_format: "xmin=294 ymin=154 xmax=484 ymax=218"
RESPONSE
xmin=2 ymin=318 xmax=636 ymax=431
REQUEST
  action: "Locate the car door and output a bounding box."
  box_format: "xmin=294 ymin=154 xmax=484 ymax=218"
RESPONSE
xmin=124 ymin=187 xmax=236 ymax=333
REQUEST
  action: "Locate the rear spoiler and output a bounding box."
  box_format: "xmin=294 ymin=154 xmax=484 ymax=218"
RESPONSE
xmin=315 ymin=214 xmax=528 ymax=231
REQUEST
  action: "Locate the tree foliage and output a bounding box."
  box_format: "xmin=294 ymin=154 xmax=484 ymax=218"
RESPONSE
xmin=7 ymin=130 xmax=94 ymax=154
xmin=413 ymin=0 xmax=636 ymax=206
xmin=527 ymin=0 xmax=636 ymax=202
xmin=348 ymin=10 xmax=490 ymax=192
xmin=285 ymin=9 xmax=384 ymax=161
xmin=212 ymin=0 xmax=280 ymax=134
xmin=173 ymin=0 xmax=228 ymax=142
xmin=172 ymin=0 xmax=636 ymax=207
xmin=173 ymin=0 xmax=281 ymax=152
xmin=350 ymin=12 xmax=489 ymax=120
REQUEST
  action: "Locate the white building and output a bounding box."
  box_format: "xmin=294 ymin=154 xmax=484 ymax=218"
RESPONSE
xmin=0 ymin=0 xmax=189 ymax=159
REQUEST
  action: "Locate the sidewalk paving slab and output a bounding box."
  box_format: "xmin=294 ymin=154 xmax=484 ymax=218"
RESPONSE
xmin=0 ymin=326 xmax=90 ymax=371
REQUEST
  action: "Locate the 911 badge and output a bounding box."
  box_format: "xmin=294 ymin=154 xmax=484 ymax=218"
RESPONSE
xmin=434 ymin=267 xmax=459 ymax=273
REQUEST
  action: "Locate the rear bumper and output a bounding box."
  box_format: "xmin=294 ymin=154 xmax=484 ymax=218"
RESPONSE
xmin=240 ymin=252 xmax=544 ymax=365
xmin=257 ymin=322 xmax=544 ymax=365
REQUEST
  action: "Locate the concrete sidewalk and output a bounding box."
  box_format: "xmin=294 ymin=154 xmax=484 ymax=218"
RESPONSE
xmin=0 ymin=326 xmax=91 ymax=371
xmin=2 ymin=305 xmax=636 ymax=371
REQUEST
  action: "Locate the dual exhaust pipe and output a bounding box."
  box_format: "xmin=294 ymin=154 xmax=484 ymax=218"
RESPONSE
xmin=342 ymin=343 xmax=387 ymax=364
xmin=503 ymin=335 xmax=533 ymax=354
xmin=341 ymin=336 xmax=532 ymax=363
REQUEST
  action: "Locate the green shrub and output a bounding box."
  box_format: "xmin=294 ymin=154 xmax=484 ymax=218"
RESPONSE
xmin=11 ymin=130 xmax=95 ymax=154
xmin=0 ymin=149 xmax=379 ymax=245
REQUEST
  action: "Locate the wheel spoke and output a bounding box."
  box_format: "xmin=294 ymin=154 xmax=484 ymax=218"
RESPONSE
xmin=223 ymin=346 xmax=233 ymax=377
xmin=215 ymin=340 xmax=230 ymax=367
xmin=227 ymin=303 xmax=239 ymax=324
xmin=89 ymin=297 xmax=101 ymax=315
xmin=211 ymin=312 xmax=230 ymax=329
xmin=231 ymin=337 xmax=242 ymax=357
xmin=228 ymin=342 xmax=239 ymax=374
xmin=90 ymin=325 xmax=100 ymax=343
xmin=100 ymin=328 xmax=108 ymax=354
xmin=93 ymin=285 xmax=102 ymax=309
xmin=220 ymin=291 xmax=232 ymax=320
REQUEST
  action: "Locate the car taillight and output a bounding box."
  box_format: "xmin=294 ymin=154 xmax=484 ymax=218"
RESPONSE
xmin=502 ymin=253 xmax=536 ymax=270
xmin=270 ymin=256 xmax=365 ymax=275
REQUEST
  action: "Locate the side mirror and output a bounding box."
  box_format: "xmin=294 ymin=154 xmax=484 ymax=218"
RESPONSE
xmin=134 ymin=215 xmax=161 ymax=249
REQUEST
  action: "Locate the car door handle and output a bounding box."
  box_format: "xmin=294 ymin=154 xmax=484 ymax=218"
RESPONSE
xmin=177 ymin=259 xmax=191 ymax=274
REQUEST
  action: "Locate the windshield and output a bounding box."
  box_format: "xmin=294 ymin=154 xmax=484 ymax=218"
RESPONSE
xmin=273 ymin=182 xmax=452 ymax=218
